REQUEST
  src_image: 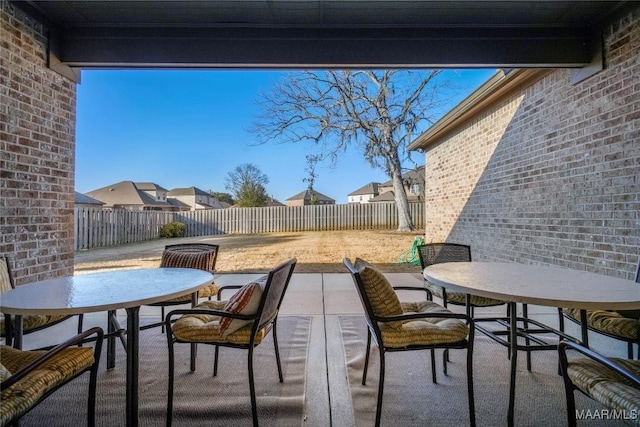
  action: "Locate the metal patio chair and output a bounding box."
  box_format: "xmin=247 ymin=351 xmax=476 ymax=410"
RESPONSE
xmin=141 ymin=243 xmax=220 ymax=332
xmin=344 ymin=257 xmax=475 ymax=427
xmin=559 ymin=339 xmax=640 ymax=427
xmin=558 ymin=260 xmax=640 ymax=359
xmin=0 ymin=255 xmax=84 ymax=349
xmin=0 ymin=327 xmax=103 ymax=427
xmin=165 ymin=258 xmax=297 ymax=427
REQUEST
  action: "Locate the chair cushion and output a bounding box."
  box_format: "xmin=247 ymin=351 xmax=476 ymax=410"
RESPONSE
xmin=171 ymin=300 xmax=267 ymax=345
xmin=0 ymin=345 xmax=95 ymax=427
xmin=0 ymin=314 xmax=71 ymax=338
xmin=563 ymin=308 xmax=639 ymax=341
xmin=0 ymin=363 xmax=11 ymax=382
xmin=153 ymin=282 xmax=220 ymax=304
xmin=380 ymin=301 xmax=470 ymax=348
xmin=154 ymin=246 xmax=219 ymax=304
xmin=160 ymin=248 xmax=216 ymax=271
xmin=425 ymin=281 xmax=505 ymax=306
xmin=567 ymin=357 xmax=640 ymax=421
xmin=0 ymin=257 xmax=11 ymax=293
xmin=219 ymin=276 xmax=267 ymax=337
xmin=354 ymin=258 xmax=403 ymax=328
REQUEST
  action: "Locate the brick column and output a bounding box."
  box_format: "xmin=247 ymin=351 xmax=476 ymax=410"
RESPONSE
xmin=1 ymin=0 xmax=77 ymax=284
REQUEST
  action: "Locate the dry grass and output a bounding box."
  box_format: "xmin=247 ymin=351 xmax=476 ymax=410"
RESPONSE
xmin=74 ymin=230 xmax=424 ymax=274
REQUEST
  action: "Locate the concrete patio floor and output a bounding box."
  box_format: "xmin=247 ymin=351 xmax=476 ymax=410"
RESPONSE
xmin=11 ymin=272 xmax=630 ymax=426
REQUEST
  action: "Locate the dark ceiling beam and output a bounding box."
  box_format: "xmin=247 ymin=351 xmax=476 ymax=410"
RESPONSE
xmin=56 ymin=26 xmax=594 ymax=69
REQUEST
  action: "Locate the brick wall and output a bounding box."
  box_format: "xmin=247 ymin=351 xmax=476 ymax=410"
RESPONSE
xmin=0 ymin=0 xmax=77 ymax=285
xmin=424 ymin=8 xmax=640 ymax=279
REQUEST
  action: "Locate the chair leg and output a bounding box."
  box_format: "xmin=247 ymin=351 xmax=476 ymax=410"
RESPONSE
xmin=4 ymin=314 xmax=13 ymax=347
xmin=467 ymin=346 xmax=476 ymax=427
xmin=375 ymin=348 xmax=385 ymax=427
xmin=190 ymin=343 xmax=197 ymax=372
xmin=166 ymin=338 xmax=175 ymax=427
xmin=272 ymin=318 xmax=284 ymax=382
xmin=213 ymin=345 xmax=219 ymax=377
xmin=443 ymin=349 xmax=448 ymax=376
xmin=431 ymin=349 xmax=437 ymax=384
xmin=628 ymin=342 xmax=633 ymax=359
xmin=248 ymin=346 xmax=259 ymax=427
xmin=88 ymin=336 xmax=102 ymax=427
xmin=77 ymin=314 xmax=85 ymax=348
xmin=559 ymin=352 xmax=578 ymax=427
xmin=161 ymin=307 xmax=166 ymax=333
xmin=363 ymin=330 xmax=372 ymax=385
xmin=78 ymin=313 xmax=84 ymax=334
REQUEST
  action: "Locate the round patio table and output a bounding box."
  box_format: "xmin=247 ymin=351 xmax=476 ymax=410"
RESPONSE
xmin=424 ymin=261 xmax=640 ymax=427
xmin=0 ymin=267 xmax=214 ymax=427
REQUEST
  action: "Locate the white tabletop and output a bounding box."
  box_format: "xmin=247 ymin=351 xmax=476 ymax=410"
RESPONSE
xmin=424 ymin=262 xmax=640 ymax=310
xmin=0 ymin=268 xmax=214 ymax=315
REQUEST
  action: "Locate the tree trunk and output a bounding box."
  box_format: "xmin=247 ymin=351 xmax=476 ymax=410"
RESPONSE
xmin=391 ymin=170 xmax=416 ymax=232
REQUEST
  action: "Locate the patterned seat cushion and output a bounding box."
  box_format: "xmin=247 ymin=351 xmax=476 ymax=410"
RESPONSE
xmin=171 ymin=300 xmax=267 ymax=345
xmin=0 ymin=345 xmax=95 ymax=427
xmin=425 ymin=281 xmax=504 ymax=307
xmin=354 ymin=258 xmax=404 ymax=329
xmin=160 ymin=248 xmax=216 ymax=271
xmin=567 ymin=357 xmax=640 ymax=425
xmin=155 ymin=246 xmax=220 ymax=303
xmin=563 ymin=308 xmax=639 ymax=341
xmin=154 ymin=282 xmax=220 ymax=303
xmin=380 ymin=301 xmax=470 ymax=348
xmin=0 ymin=314 xmax=71 ymax=337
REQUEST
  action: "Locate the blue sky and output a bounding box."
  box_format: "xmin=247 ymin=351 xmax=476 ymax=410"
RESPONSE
xmin=75 ymin=68 xmax=496 ymax=203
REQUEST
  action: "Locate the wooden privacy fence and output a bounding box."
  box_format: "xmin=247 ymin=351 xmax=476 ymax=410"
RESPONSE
xmin=74 ymin=203 xmax=424 ymax=250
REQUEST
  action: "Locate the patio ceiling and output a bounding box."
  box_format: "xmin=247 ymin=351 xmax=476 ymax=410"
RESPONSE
xmin=9 ymin=0 xmax=634 ymax=81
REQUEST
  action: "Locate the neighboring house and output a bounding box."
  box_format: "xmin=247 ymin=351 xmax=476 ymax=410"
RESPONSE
xmin=285 ymin=189 xmax=335 ymax=206
xmin=85 ymin=181 xmax=186 ymax=211
xmin=168 ymin=187 xmax=225 ymax=210
xmin=266 ymin=197 xmax=285 ymax=207
xmin=134 ymin=182 xmax=169 ymax=202
xmin=369 ymin=166 xmax=425 ymax=203
xmin=74 ymin=191 xmax=104 ymax=208
xmin=348 ymin=182 xmax=380 ymax=204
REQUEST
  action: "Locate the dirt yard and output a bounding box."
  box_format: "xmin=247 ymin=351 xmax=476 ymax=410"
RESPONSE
xmin=74 ymin=230 xmax=425 ymax=274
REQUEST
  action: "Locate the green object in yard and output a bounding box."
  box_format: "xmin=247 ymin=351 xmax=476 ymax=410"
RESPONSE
xmin=397 ymin=236 xmax=425 ymax=265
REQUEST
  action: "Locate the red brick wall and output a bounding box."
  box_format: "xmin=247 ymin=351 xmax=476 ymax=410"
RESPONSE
xmin=424 ymin=8 xmax=639 ymax=279
xmin=1 ymin=1 xmax=76 ymax=285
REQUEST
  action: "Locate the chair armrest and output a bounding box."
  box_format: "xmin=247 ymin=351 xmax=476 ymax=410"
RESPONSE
xmin=216 ymin=285 xmax=243 ymax=300
xmin=165 ymin=308 xmax=256 ymax=327
xmin=392 ymin=285 xmax=433 ymax=299
xmin=558 ymin=340 xmax=640 ymax=386
xmin=1 ymin=327 xmax=103 ymax=391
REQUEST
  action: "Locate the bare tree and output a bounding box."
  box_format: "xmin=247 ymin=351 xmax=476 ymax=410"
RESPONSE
xmin=252 ymin=70 xmax=452 ymax=232
xmin=224 ymin=163 xmax=270 ymax=207
xmin=302 ymin=154 xmax=321 ymax=205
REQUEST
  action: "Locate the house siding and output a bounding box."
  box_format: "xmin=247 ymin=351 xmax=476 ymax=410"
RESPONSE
xmin=1 ymin=0 xmax=77 ymax=284
xmin=423 ymin=9 xmax=639 ymax=279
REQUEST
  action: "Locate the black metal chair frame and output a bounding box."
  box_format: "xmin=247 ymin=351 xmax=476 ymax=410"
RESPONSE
xmin=1 ymin=327 xmax=103 ymax=427
xmin=165 ymin=258 xmax=297 ymax=427
xmin=1 ymin=255 xmax=83 ymax=349
xmin=416 ymin=243 xmax=528 ymax=370
xmin=343 ymin=258 xmax=476 ymax=427
xmin=141 ymin=243 xmax=220 ymax=332
xmin=557 ymin=260 xmax=640 ymax=359
xmin=558 ymin=339 xmax=640 ymax=427
xmin=417 ymin=243 xmax=506 ymax=312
